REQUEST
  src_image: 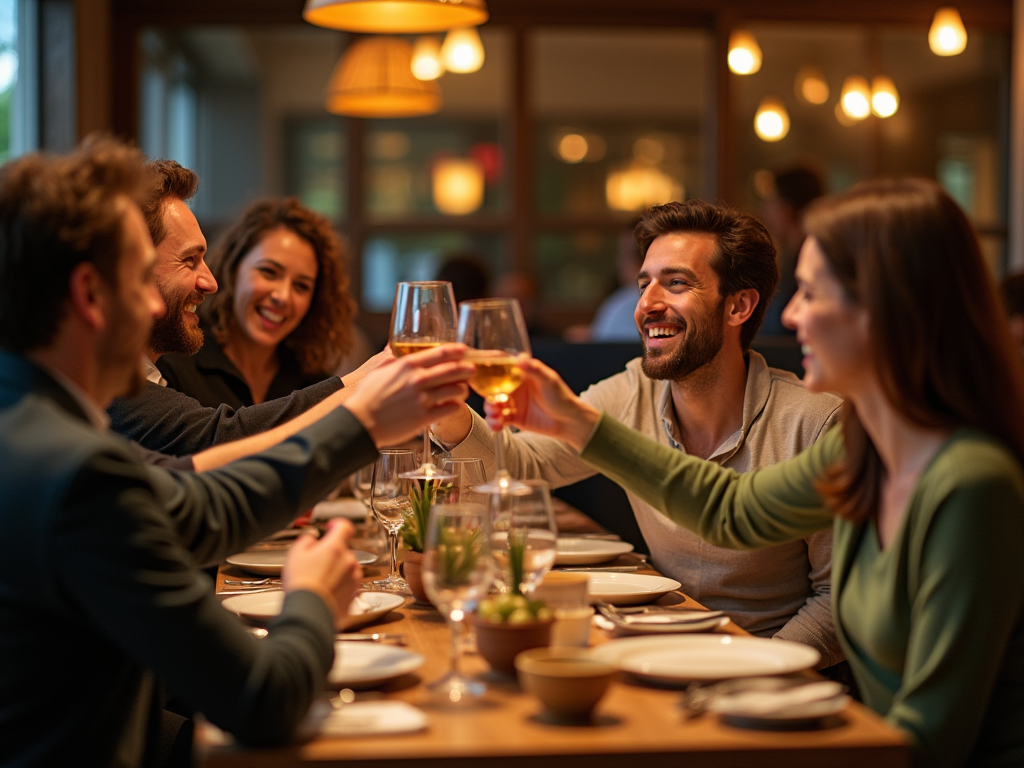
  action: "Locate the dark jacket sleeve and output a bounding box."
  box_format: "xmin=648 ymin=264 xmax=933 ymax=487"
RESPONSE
xmin=107 ymin=377 xmax=343 ymax=455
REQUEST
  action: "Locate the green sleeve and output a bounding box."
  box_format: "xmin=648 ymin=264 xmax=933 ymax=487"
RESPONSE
xmin=886 ymin=455 xmax=1024 ymax=768
xmin=578 ymin=412 xmax=839 ymax=548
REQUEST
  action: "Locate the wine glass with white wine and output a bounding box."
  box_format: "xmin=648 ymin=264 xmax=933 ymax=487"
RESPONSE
xmin=457 ymin=298 xmax=531 ymax=493
xmin=369 ymin=449 xmax=418 ymax=592
xmin=390 ymin=281 xmax=458 ymax=481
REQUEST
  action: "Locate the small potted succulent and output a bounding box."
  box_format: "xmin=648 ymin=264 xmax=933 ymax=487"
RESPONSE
xmin=399 ymin=479 xmax=439 ymax=604
xmin=471 ymin=530 xmax=554 ymax=675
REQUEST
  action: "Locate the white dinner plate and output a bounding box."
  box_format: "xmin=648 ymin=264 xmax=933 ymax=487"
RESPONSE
xmin=226 ymin=549 xmax=376 ymax=576
xmin=592 ymin=635 xmax=821 ymax=685
xmin=586 ymin=573 xmax=681 ymax=605
xmin=313 ymin=498 xmax=368 ymax=521
xmin=222 ymin=590 xmax=407 ymax=629
xmin=554 ymin=538 xmax=635 ymax=565
xmin=328 ymin=641 xmax=424 ymax=688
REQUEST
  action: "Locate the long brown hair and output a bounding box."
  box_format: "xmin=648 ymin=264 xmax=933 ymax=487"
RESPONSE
xmin=202 ymin=198 xmax=356 ymax=375
xmin=807 ymin=177 xmax=1024 ymax=521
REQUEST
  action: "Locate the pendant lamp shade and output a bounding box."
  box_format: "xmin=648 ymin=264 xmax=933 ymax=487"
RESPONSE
xmin=304 ymin=0 xmax=488 ymax=34
xmin=325 ymin=37 xmax=443 ymax=118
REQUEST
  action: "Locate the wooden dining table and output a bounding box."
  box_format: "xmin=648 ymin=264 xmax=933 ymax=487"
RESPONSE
xmin=201 ymin=505 xmax=909 ymax=768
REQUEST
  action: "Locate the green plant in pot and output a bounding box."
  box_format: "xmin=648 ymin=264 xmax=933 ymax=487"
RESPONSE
xmin=399 ymin=478 xmax=442 ymax=604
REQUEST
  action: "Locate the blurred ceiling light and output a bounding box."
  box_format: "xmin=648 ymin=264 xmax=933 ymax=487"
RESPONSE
xmin=929 ymin=7 xmax=968 ymax=56
xmin=727 ymin=31 xmax=762 ymax=75
xmin=303 ymin=0 xmax=488 ymax=33
xmin=840 ymin=75 xmax=872 ymax=121
xmin=606 ymin=164 xmax=683 ymax=212
xmin=557 ymin=134 xmax=589 ymax=163
xmin=633 ymin=136 xmax=666 ymax=164
xmin=324 ymin=37 xmax=442 ymax=118
xmin=370 ymin=130 xmax=411 ymax=160
xmin=441 ymin=27 xmax=485 ymax=73
xmin=834 ymin=101 xmax=858 ymax=127
xmin=753 ymin=97 xmax=790 ymax=142
xmin=432 ymin=157 xmax=485 ymax=215
xmin=794 ymin=65 xmax=829 ymax=105
xmin=411 ymin=36 xmax=444 ymax=80
xmin=871 ymin=75 xmax=900 ymax=118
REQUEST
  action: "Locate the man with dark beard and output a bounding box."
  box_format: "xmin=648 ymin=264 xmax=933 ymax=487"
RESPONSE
xmin=431 ymin=199 xmax=846 ymax=670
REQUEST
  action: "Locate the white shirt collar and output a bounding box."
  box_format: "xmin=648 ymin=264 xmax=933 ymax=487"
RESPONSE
xmin=141 ymin=355 xmax=167 ymax=387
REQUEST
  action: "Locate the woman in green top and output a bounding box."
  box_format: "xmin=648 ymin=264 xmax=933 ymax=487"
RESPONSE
xmin=490 ymin=179 xmax=1024 ymax=768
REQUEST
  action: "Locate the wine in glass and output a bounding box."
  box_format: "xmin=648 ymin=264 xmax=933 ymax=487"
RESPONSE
xmin=489 ymin=480 xmax=557 ymax=596
xmin=390 ymin=281 xmax=458 ymax=480
xmin=457 ymin=298 xmax=530 ymax=492
xmin=369 ymin=449 xmax=418 ymax=592
xmin=423 ymin=500 xmax=492 ymax=702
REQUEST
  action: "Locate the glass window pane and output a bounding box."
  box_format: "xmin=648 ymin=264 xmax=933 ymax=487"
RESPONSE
xmin=285 ymin=117 xmax=346 ymax=220
xmin=363 ymin=28 xmax=511 ymax=220
xmin=0 ymin=0 xmax=19 ymax=162
xmin=534 ymin=231 xmax=620 ymax=307
xmin=532 ymin=29 xmax=712 ymax=217
xmin=362 ymin=231 xmax=508 ymax=312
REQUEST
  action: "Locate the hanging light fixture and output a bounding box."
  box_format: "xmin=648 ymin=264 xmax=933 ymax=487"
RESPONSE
xmin=928 ymin=7 xmax=968 ymax=56
xmin=324 ymin=37 xmax=442 ymax=118
xmin=432 ymin=157 xmax=485 ymax=215
xmin=794 ymin=65 xmax=829 ymax=105
xmin=441 ymin=27 xmax=485 ymax=73
xmin=753 ymin=97 xmax=790 ymax=142
xmin=871 ymin=75 xmax=900 ymax=118
xmin=411 ymin=36 xmax=444 ymax=80
xmin=727 ymin=31 xmax=762 ymax=75
xmin=303 ymin=0 xmax=488 ymax=34
xmin=840 ymin=75 xmax=872 ymax=121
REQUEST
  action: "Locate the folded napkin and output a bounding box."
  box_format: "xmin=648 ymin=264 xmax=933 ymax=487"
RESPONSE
xmin=320 ymin=701 xmax=429 ymax=736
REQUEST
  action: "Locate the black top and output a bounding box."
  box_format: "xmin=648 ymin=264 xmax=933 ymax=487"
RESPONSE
xmin=0 ymin=350 xmax=378 ymax=766
xmin=157 ymin=329 xmax=332 ymax=410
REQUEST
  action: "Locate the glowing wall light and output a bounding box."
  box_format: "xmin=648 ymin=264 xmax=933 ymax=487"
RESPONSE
xmin=727 ymin=31 xmax=762 ymax=75
xmin=840 ymin=75 xmax=872 ymax=121
xmin=794 ymin=65 xmax=829 ymax=105
xmin=871 ymin=75 xmax=900 ymax=118
xmin=753 ymin=97 xmax=790 ymax=142
xmin=929 ymin=7 xmax=968 ymax=56
xmin=432 ymin=157 xmax=485 ymax=215
xmin=441 ymin=27 xmax=485 ymax=73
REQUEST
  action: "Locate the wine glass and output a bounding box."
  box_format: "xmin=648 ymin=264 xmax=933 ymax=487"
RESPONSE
xmin=423 ymin=500 xmax=492 ymax=702
xmin=389 ymin=281 xmax=458 ymax=480
xmin=350 ymin=462 xmax=383 ymax=554
xmin=438 ymin=457 xmax=488 ymax=505
xmin=457 ymin=298 xmax=531 ymax=493
xmin=369 ymin=449 xmax=418 ymax=592
xmin=488 ymin=480 xmax=557 ymax=597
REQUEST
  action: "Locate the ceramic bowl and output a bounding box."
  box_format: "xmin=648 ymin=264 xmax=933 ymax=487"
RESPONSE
xmin=515 ymin=647 xmax=616 ymax=722
xmin=471 ymin=614 xmax=554 ymax=675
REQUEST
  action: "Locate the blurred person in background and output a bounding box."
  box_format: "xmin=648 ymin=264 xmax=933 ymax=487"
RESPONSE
xmin=159 ymin=197 xmax=356 ymax=408
xmin=435 ymin=251 xmax=492 ymax=304
xmin=589 ymin=226 xmax=644 ymax=342
xmin=759 ymin=165 xmax=824 ymax=336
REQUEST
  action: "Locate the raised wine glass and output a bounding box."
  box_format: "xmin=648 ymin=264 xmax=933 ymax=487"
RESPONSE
xmin=488 ymin=479 xmax=557 ymax=596
xmin=423 ymin=500 xmax=492 ymax=702
xmin=389 ymin=281 xmax=458 ymax=481
xmin=457 ymin=298 xmax=531 ymax=493
xmin=369 ymin=449 xmax=418 ymax=592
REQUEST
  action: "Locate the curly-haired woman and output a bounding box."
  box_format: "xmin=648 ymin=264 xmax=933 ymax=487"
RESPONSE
xmin=158 ymin=198 xmax=356 ymax=407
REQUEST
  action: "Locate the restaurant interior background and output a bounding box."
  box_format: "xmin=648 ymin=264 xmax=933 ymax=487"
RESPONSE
xmin=1 ymin=0 xmax=1022 ymax=343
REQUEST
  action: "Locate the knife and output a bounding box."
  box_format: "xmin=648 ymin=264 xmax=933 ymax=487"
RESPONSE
xmin=335 ymin=633 xmax=407 ymax=644
xmin=555 ymin=565 xmax=642 ymax=573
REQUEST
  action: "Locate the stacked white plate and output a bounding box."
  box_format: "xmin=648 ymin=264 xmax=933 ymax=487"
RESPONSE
xmin=554 ymin=538 xmax=634 ymax=565
xmin=222 ymin=590 xmax=406 ymax=630
xmin=226 ymin=549 xmax=376 ymax=576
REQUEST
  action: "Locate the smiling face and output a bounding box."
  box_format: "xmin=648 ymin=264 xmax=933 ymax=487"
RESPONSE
xmin=148 ymin=197 xmax=214 ymax=357
xmin=782 ymin=237 xmax=871 ymax=395
xmin=230 ymin=227 xmax=318 ymax=352
xmin=635 ymin=232 xmax=727 ymax=381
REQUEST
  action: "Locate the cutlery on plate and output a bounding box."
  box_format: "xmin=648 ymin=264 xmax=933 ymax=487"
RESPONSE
xmin=224 ymin=578 xmax=281 ymax=586
xmin=566 ymin=533 xmax=623 ymax=541
xmin=596 ymin=602 xmax=725 ymax=622
xmin=335 ymin=633 xmax=407 ymax=645
xmin=556 ymin=565 xmax=642 ymax=573
xmin=217 ymin=586 xmax=283 ymax=594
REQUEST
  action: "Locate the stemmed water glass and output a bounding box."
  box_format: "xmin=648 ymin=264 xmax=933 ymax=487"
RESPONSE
xmin=350 ymin=462 xmax=383 ymax=554
xmin=489 ymin=480 xmax=557 ymax=596
xmin=369 ymin=449 xmax=418 ymax=592
xmin=389 ymin=281 xmax=458 ymax=480
xmin=457 ymin=298 xmax=531 ymax=492
xmin=438 ymin=457 xmax=488 ymax=505
xmin=423 ymin=500 xmax=492 ymax=702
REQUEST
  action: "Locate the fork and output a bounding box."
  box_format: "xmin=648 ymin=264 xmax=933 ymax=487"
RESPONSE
xmin=224 ymin=577 xmax=281 ymax=586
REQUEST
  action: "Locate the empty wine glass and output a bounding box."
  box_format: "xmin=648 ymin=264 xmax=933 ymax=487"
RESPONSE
xmin=438 ymin=457 xmax=488 ymax=505
xmin=370 ymin=449 xmax=418 ymax=592
xmin=389 ymin=281 xmax=458 ymax=481
xmin=350 ymin=462 xmax=383 ymax=554
xmin=423 ymin=500 xmax=492 ymax=702
xmin=457 ymin=298 xmax=531 ymax=493
xmin=488 ymin=480 xmax=557 ymax=597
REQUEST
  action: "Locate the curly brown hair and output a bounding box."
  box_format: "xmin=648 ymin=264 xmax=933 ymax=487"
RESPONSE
xmin=201 ymin=198 xmax=356 ymax=375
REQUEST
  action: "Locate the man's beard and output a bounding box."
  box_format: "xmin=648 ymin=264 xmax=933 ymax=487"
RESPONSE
xmin=640 ymin=299 xmax=725 ymax=381
xmin=149 ymin=289 xmax=206 ymax=357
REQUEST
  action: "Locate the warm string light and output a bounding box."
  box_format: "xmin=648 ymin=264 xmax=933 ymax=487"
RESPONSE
xmin=871 ymin=75 xmax=900 ymax=118
xmin=840 ymin=75 xmax=872 ymax=121
xmin=929 ymin=7 xmax=968 ymax=56
xmin=441 ymin=27 xmax=485 ymax=74
xmin=727 ymin=31 xmax=762 ymax=75
xmin=753 ymin=97 xmax=790 ymax=142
